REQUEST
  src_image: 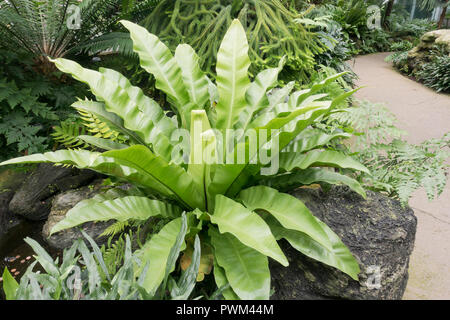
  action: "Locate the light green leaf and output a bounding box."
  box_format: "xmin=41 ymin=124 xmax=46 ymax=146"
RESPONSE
xmin=52 ymin=58 xmax=176 ymax=160
xmin=50 ymin=196 xmax=182 ymax=235
xmin=78 ymin=135 xmax=128 ymax=151
xmin=73 ymin=99 xmax=143 ymax=145
xmin=264 ymin=214 xmax=360 ymax=280
xmin=188 ymin=110 xmax=215 ymax=205
xmin=103 ymin=145 xmax=204 ymax=210
xmin=260 ymin=168 xmax=367 ymax=198
xmin=239 ymin=186 xmax=333 ymax=251
xmin=2 ymin=268 xmax=19 ymax=300
xmin=120 ymin=20 xmax=193 ymax=128
xmin=238 ymin=57 xmax=286 ymax=130
xmin=135 ymin=217 xmax=184 ymax=295
xmin=99 ymin=68 xmax=178 ymax=160
xmin=285 ymin=129 xmax=351 ymax=153
xmin=279 ymin=150 xmax=370 ymax=174
xmin=175 ymin=44 xmax=209 ymax=109
xmin=210 ymin=195 xmax=288 ymax=266
xmin=210 ymin=227 xmax=270 ymax=300
xmin=215 ymin=19 xmax=251 ymax=130
xmin=212 ymin=260 xmax=240 ymax=300
xmin=0 ymin=146 xmax=186 ymax=207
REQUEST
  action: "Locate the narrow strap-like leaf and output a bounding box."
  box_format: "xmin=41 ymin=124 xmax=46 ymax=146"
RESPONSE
xmin=135 ymin=217 xmax=185 ymax=295
xmin=50 ymin=196 xmax=182 ymax=235
xmin=120 ymin=20 xmax=193 ymax=128
xmin=279 ymin=150 xmax=370 ymax=174
xmin=175 ymin=44 xmax=209 ymax=110
xmin=259 ymin=168 xmax=367 ymax=199
xmin=215 ymin=19 xmax=251 ymax=130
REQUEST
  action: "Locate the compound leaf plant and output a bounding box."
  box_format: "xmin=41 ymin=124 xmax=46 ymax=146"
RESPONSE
xmin=1 ymin=20 xmax=369 ymax=300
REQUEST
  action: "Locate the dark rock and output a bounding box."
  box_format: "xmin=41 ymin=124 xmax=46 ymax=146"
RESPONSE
xmin=9 ymin=164 xmax=99 ymax=221
xmin=42 ymin=180 xmax=112 ymax=250
xmin=270 ymin=186 xmax=417 ymax=300
xmin=407 ymin=29 xmax=450 ymax=75
xmin=0 ymin=168 xmax=31 ymax=234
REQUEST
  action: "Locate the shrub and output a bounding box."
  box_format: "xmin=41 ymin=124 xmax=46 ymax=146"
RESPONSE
xmin=416 ymin=55 xmax=450 ymax=93
xmin=1 ymin=20 xmax=369 ymax=300
xmin=2 ymin=226 xmax=204 ymax=300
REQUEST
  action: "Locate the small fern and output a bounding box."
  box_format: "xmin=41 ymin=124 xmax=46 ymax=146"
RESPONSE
xmin=326 ymin=100 xmax=449 ymax=205
xmin=78 ymin=110 xmax=128 ymax=143
xmin=51 ymin=119 xmax=89 ymax=149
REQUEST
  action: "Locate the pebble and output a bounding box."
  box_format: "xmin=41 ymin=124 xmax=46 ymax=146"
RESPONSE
xmin=20 ymin=259 xmax=26 ymax=264
xmin=11 ymin=269 xmax=16 ymax=273
xmin=0 ymin=277 xmax=3 ymax=282
xmin=15 ymin=255 xmax=20 ymax=259
xmin=26 ymin=256 xmax=31 ymax=260
xmin=14 ymin=272 xmax=20 ymax=276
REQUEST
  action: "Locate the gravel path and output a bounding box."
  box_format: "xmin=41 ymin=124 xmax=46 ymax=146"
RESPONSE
xmin=350 ymin=52 xmax=450 ymax=300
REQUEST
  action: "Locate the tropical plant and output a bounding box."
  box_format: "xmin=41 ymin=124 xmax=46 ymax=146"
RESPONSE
xmin=0 ymin=20 xmax=369 ymax=300
xmin=0 ymin=49 xmax=89 ymax=160
xmin=327 ymin=100 xmax=449 ymax=205
xmin=0 ymin=0 xmax=161 ymax=75
xmin=416 ymin=54 xmax=450 ymax=93
xmin=419 ymin=0 xmax=448 ymax=28
xmin=2 ymin=224 xmax=204 ymax=300
xmin=139 ymin=0 xmax=326 ymax=83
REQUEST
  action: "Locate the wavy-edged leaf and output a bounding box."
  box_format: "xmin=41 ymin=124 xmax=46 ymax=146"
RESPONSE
xmin=120 ymin=20 xmax=193 ymax=128
xmin=209 ymin=227 xmax=270 ymax=300
xmin=208 ymin=103 xmax=333 ymax=200
xmin=212 ymin=260 xmax=240 ymax=300
xmin=259 ymin=168 xmax=367 ymax=198
xmin=135 ymin=217 xmax=184 ymax=295
xmin=279 ymin=150 xmax=370 ymax=174
xmin=239 ymin=186 xmax=333 ymax=252
xmin=267 ymin=81 xmax=295 ymax=108
xmin=215 ymin=19 xmax=251 ymax=130
xmin=238 ymin=57 xmax=286 ymax=130
xmin=50 ymin=196 xmax=182 ymax=235
xmin=210 ymin=195 xmax=288 ymax=266
xmin=175 ymin=44 xmax=209 ymax=109
xmin=0 ymin=150 xmax=177 ymax=202
xmin=264 ymin=214 xmax=360 ymax=280
xmin=103 ymin=145 xmax=204 ymax=210
xmin=0 ymin=148 xmax=203 ymax=209
xmin=52 ymin=58 xmax=176 ymax=160
xmin=99 ymin=68 xmax=178 ymax=160
xmin=284 ymin=129 xmax=351 ymax=153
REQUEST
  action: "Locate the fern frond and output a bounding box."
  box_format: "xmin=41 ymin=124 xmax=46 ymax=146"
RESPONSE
xmin=100 ymin=221 xmax=130 ymax=238
xmin=78 ymin=110 xmax=128 ymax=144
xmin=51 ymin=120 xmax=89 ymax=149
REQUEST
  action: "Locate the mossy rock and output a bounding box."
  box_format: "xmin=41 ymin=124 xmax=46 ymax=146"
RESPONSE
xmin=270 ymin=186 xmax=417 ymax=300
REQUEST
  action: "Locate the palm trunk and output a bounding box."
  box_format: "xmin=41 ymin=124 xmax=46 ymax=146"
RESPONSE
xmin=437 ymin=2 xmax=448 ymax=29
xmin=383 ymin=0 xmax=395 ymax=29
